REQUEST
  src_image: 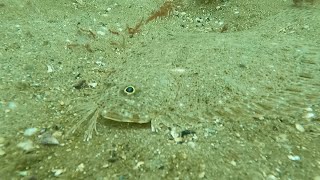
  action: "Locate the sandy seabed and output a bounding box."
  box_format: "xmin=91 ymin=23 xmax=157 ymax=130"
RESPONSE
xmin=0 ymin=0 xmax=319 ymax=179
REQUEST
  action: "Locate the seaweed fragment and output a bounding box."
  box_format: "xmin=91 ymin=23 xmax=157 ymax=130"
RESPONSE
xmin=293 ymin=0 xmax=315 ymax=6
xmin=146 ymin=1 xmax=175 ymax=24
xmin=127 ymin=18 xmax=144 ymax=37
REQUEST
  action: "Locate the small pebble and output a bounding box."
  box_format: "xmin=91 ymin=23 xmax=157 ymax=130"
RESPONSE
xmin=295 ymin=123 xmax=305 ymax=132
xmin=195 ymin=17 xmax=203 ymax=23
xmin=52 ymin=169 xmax=64 ymax=176
xmin=106 ymin=7 xmax=112 ymax=12
xmin=198 ymin=172 xmax=205 ymax=178
xmin=52 ymin=131 xmax=63 ymax=137
xmin=95 ymin=61 xmax=105 ymax=66
xmin=180 ymin=12 xmax=187 ymax=16
xmin=288 ymin=155 xmax=301 ymax=161
xmin=24 ymin=128 xmax=38 ymax=136
xmin=187 ymin=142 xmax=196 ymax=148
xmin=75 ymin=0 xmax=84 ymax=5
xmin=266 ymin=175 xmax=277 ymax=180
xmin=0 ymin=148 xmax=5 ymax=156
xmin=230 ymin=160 xmax=237 ymax=166
xmin=304 ymin=112 xmax=315 ymax=119
xmin=133 ymin=161 xmax=144 ymax=170
xmin=102 ymin=164 xmax=109 ymax=168
xmin=47 ymin=65 xmax=54 ymax=73
xmin=40 ymin=133 xmax=59 ymax=145
xmin=8 ymin=101 xmax=17 ymax=110
xmin=18 ymin=171 xmax=28 ymax=177
xmin=76 ymin=163 xmax=85 ymax=172
xmin=17 ymin=140 xmax=34 ymax=152
xmin=97 ymin=30 xmax=106 ymax=36
xmin=216 ymin=6 xmax=222 ymax=10
xmin=88 ymin=82 xmax=97 ymax=88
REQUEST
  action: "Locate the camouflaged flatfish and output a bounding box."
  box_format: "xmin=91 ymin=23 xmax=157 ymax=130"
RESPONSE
xmin=69 ymin=30 xmax=320 ymax=141
xmin=69 ymin=65 xmax=182 ymax=141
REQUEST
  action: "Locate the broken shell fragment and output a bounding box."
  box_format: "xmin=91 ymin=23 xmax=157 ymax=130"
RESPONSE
xmin=40 ymin=133 xmax=59 ymax=145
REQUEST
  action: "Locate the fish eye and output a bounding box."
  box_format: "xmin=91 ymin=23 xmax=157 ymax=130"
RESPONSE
xmin=124 ymin=86 xmax=135 ymax=95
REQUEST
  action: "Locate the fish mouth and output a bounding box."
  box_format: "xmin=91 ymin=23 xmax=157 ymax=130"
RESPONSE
xmin=101 ymin=109 xmax=152 ymax=124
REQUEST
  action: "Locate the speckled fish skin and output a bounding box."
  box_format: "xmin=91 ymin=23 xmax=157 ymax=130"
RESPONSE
xmin=98 ymin=67 xmax=178 ymax=126
xmin=69 ymin=65 xmax=181 ymax=141
xmin=70 ymin=31 xmax=320 ymax=141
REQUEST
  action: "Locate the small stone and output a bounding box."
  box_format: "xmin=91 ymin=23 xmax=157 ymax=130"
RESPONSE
xmin=40 ymin=133 xmax=59 ymax=145
xmin=180 ymin=12 xmax=187 ymax=16
xmin=0 ymin=148 xmax=5 ymax=156
xmin=106 ymin=7 xmax=112 ymax=12
xmin=24 ymin=128 xmax=38 ymax=136
xmin=75 ymin=0 xmax=84 ymax=5
xmin=275 ymin=134 xmax=288 ymax=143
xmin=303 ymin=25 xmax=310 ymax=30
xmin=288 ymin=155 xmax=301 ymax=161
xmin=97 ymin=31 xmax=106 ymax=36
xmin=47 ymin=65 xmax=54 ymax=73
xmin=59 ymin=101 xmax=65 ymax=106
xmin=17 ymin=140 xmax=34 ymax=152
xmin=235 ymin=133 xmax=241 ymax=138
xmin=133 ymin=161 xmax=144 ymax=170
xmin=266 ymin=174 xmax=277 ymax=180
xmin=187 ymin=142 xmax=196 ymax=148
xmin=230 ymin=160 xmax=237 ymax=166
xmin=52 ymin=131 xmax=63 ymax=137
xmin=88 ymin=82 xmax=97 ymax=88
xmin=18 ymin=171 xmax=28 ymax=177
xmin=7 ymin=101 xmax=17 ymax=110
xmin=304 ymin=112 xmax=315 ymax=119
xmin=295 ymin=123 xmax=305 ymax=132
xmin=95 ymin=61 xmax=105 ymax=66
xmin=76 ymin=163 xmax=85 ymax=172
xmin=52 ymin=169 xmax=64 ymax=176
xmin=198 ymin=172 xmax=205 ymax=178
xmin=195 ymin=17 xmax=203 ymax=23
xmin=102 ymin=164 xmax=109 ymax=168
